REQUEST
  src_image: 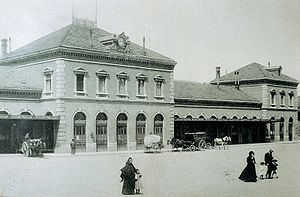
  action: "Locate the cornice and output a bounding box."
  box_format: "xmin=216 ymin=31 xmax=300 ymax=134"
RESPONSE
xmin=174 ymin=98 xmax=262 ymax=108
xmin=0 ymin=88 xmax=42 ymax=99
xmin=40 ymin=96 xmax=174 ymax=106
xmin=0 ymin=47 xmax=176 ymax=70
xmin=211 ymin=78 xmax=298 ymax=87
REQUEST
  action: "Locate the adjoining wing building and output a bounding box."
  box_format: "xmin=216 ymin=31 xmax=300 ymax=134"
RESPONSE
xmin=0 ymin=20 xmax=298 ymax=153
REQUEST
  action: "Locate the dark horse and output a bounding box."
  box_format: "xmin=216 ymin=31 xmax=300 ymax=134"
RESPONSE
xmin=169 ymin=138 xmax=195 ymax=151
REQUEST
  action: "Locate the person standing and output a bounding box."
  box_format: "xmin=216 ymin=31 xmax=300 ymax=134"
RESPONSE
xmin=239 ymin=151 xmax=257 ymax=182
xmin=120 ymin=157 xmax=137 ymax=195
xmin=70 ymin=139 xmax=76 ymax=155
xmin=265 ymin=149 xmax=274 ymax=179
xmin=135 ymin=169 xmax=143 ymax=194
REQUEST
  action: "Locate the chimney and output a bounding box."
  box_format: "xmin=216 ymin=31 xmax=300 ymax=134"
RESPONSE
xmin=236 ymin=71 xmax=240 ymax=90
xmin=89 ymin=29 xmax=93 ymax=48
xmin=8 ymin=37 xmax=11 ymax=53
xmin=1 ymin=38 xmax=8 ymax=57
xmin=143 ymin=36 xmax=146 ymax=55
xmin=216 ymin=67 xmax=221 ymax=87
xmin=234 ymin=71 xmax=240 ymax=90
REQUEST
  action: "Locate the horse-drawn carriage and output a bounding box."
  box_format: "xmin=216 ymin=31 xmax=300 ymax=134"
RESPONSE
xmin=144 ymin=134 xmax=164 ymax=153
xmin=21 ymin=138 xmax=46 ymax=157
xmin=170 ymin=132 xmax=212 ymax=151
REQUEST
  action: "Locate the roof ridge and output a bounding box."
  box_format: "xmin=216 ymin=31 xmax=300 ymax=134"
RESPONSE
xmin=60 ymin=24 xmax=74 ymax=47
xmin=255 ymin=63 xmax=269 ymax=78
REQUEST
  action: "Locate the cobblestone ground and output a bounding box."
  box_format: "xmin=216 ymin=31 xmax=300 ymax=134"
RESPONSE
xmin=0 ymin=142 xmax=299 ymax=197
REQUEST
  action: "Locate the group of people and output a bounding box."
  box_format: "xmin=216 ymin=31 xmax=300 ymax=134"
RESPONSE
xmin=239 ymin=149 xmax=278 ymax=182
xmin=120 ymin=157 xmax=143 ymax=195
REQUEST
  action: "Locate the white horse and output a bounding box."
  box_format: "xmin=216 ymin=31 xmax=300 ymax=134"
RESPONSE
xmin=214 ymin=136 xmax=231 ymax=150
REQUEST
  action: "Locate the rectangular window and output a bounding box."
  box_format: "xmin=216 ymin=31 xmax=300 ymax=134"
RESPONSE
xmin=76 ymin=74 xmax=84 ymax=92
xmin=98 ymin=77 xmax=106 ymax=93
xmin=45 ymin=74 xmax=52 ymax=92
xmin=118 ymin=78 xmax=126 ymax=95
xmin=156 ymin=81 xmax=162 ymax=96
xmin=138 ymin=79 xmax=145 ymax=95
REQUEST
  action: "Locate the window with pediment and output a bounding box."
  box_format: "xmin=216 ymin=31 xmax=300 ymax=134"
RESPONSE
xmin=270 ymin=89 xmax=276 ymax=106
xmin=116 ymin=71 xmax=129 ymax=98
xmin=136 ymin=73 xmax=147 ymax=98
xmin=74 ymin=68 xmax=88 ymax=96
xmin=96 ymin=69 xmax=109 ymax=98
xmin=279 ymin=90 xmax=285 ymax=106
xmin=288 ymin=91 xmax=294 ymax=107
xmin=43 ymin=68 xmax=53 ymax=96
xmin=154 ymin=75 xmax=165 ymax=99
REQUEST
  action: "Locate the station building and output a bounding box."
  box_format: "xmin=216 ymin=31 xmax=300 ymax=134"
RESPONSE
xmin=0 ymin=19 xmax=176 ymax=153
xmin=174 ymin=64 xmax=298 ymax=144
xmin=0 ymin=19 xmax=298 ymax=153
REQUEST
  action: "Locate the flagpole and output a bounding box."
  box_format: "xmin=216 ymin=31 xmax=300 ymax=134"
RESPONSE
xmin=72 ymin=0 xmax=75 ymax=23
xmin=95 ymin=0 xmax=98 ymax=27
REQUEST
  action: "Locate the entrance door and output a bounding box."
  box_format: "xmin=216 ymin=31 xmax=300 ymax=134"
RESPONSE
xmin=136 ymin=114 xmax=146 ymax=150
xmin=117 ymin=113 xmax=127 ymax=150
xmin=74 ymin=112 xmax=86 ymax=152
xmin=288 ymin=118 xmax=293 ymax=141
xmin=96 ymin=113 xmax=108 ymax=151
xmin=279 ymin=117 xmax=284 ymax=141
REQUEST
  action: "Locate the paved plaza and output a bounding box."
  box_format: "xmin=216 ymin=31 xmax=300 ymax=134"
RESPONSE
xmin=0 ymin=142 xmax=299 ymax=197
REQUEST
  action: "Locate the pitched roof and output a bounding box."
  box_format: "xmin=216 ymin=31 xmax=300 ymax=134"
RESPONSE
xmin=174 ymin=80 xmax=259 ymax=103
xmin=211 ymin=62 xmax=298 ymax=84
xmin=0 ymin=67 xmax=41 ymax=91
xmin=1 ymin=23 xmax=174 ymax=63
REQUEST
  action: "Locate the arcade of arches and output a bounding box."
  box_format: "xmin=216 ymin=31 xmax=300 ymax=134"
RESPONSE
xmin=0 ymin=111 xmax=58 ymax=154
xmin=174 ymin=115 xmax=294 ymax=144
xmin=73 ymin=112 xmax=164 ymax=151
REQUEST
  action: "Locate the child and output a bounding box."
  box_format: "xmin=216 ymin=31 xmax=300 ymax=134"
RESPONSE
xmin=259 ymin=161 xmax=267 ymax=179
xmin=271 ymin=159 xmax=278 ymax=178
xmin=135 ymin=169 xmax=143 ymax=194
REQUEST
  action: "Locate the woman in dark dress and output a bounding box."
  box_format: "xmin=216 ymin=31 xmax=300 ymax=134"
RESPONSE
xmin=120 ymin=157 xmax=137 ymax=195
xmin=239 ymin=151 xmax=257 ymax=182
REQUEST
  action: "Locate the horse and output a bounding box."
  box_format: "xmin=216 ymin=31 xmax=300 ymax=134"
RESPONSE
xmin=169 ymin=137 xmax=195 ymax=151
xmin=214 ymin=136 xmax=231 ymax=150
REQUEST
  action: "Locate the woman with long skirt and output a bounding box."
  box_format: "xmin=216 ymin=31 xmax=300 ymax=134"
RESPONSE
xmin=120 ymin=157 xmax=137 ymax=195
xmin=239 ymin=151 xmax=257 ymax=182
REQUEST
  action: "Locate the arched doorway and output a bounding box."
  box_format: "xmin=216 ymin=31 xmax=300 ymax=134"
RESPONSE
xmin=270 ymin=117 xmax=275 ymax=142
xmin=96 ymin=113 xmax=108 ymax=151
xmin=288 ymin=117 xmax=293 ymax=141
xmin=154 ymin=114 xmax=164 ymax=139
xmin=117 ymin=113 xmax=127 ymax=150
xmin=0 ymin=111 xmax=10 ymax=153
xmin=136 ymin=114 xmax=146 ymax=150
xmin=74 ymin=112 xmax=86 ymax=151
xmin=279 ymin=117 xmax=284 ymax=141
xmin=44 ymin=112 xmax=54 ymax=149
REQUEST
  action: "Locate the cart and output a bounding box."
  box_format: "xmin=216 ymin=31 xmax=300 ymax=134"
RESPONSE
xmin=182 ymin=132 xmax=212 ymax=150
xmin=21 ymin=138 xmax=46 ymax=157
xmin=144 ymin=134 xmax=163 ymax=153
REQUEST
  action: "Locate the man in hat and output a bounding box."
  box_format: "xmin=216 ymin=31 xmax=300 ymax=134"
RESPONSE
xmin=264 ymin=149 xmax=274 ymax=179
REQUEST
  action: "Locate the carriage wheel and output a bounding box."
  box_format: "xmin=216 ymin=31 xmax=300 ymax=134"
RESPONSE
xmin=189 ymin=145 xmax=196 ymax=151
xmin=206 ymin=143 xmax=212 ymax=149
xmin=198 ymin=140 xmax=205 ymax=149
xmin=22 ymin=142 xmax=28 ymax=156
xmin=27 ymin=148 xmax=32 ymax=157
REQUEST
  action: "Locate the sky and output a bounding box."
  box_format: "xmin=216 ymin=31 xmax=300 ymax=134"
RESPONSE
xmin=0 ymin=0 xmax=299 ymax=90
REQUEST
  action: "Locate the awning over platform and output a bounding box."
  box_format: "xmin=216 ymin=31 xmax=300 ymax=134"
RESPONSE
xmin=0 ymin=115 xmax=60 ymax=121
xmin=175 ymin=118 xmax=280 ymax=122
